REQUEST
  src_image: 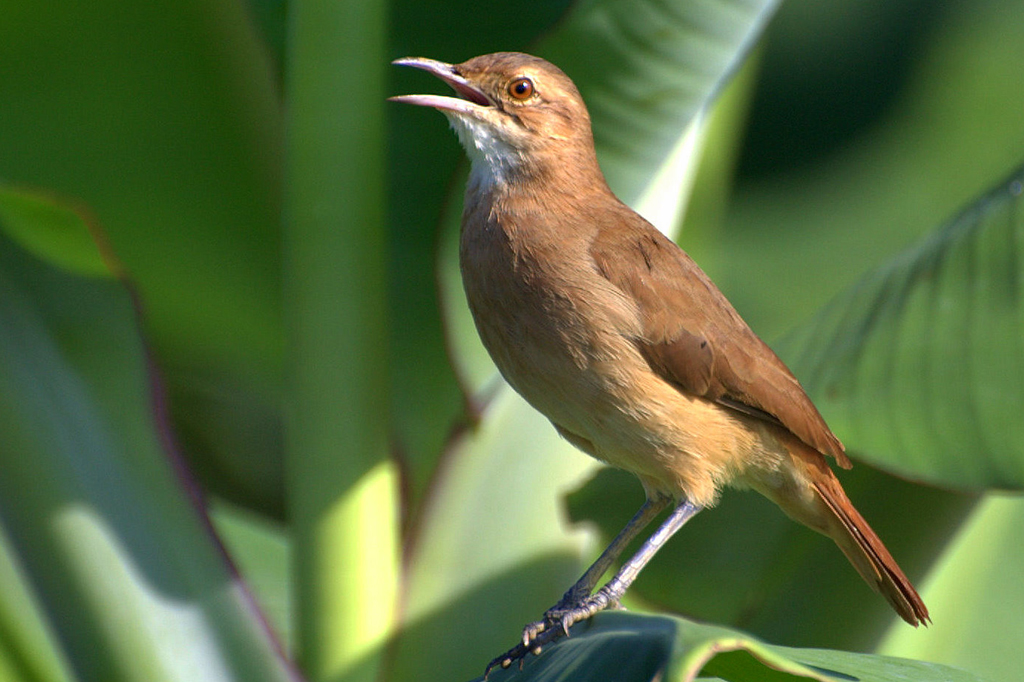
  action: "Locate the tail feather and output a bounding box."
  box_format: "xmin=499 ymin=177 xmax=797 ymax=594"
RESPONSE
xmin=812 ymin=474 xmax=930 ymax=626
xmin=756 ymin=435 xmax=930 ymax=626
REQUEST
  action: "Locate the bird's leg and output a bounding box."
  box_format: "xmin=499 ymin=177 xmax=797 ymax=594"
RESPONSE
xmin=559 ymin=499 xmax=703 ymax=625
xmin=543 ymin=495 xmax=670 ymax=622
xmin=485 ymin=498 xmax=701 ymax=677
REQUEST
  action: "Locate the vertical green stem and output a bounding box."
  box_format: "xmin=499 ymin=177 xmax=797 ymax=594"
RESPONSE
xmin=283 ymin=1 xmax=397 ymax=681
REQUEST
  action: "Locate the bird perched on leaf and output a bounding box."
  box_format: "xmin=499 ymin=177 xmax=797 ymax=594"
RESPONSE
xmin=390 ymin=51 xmax=928 ymax=674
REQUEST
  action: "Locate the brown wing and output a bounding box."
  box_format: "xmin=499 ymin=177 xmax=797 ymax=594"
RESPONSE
xmin=590 ymin=211 xmax=849 ymax=468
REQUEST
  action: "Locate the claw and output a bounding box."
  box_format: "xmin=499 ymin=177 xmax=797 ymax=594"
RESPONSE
xmin=560 ymin=617 xmax=571 ymax=638
xmin=485 ymin=641 xmax=530 ymax=679
xmin=486 ymin=590 xmax=615 ymax=676
xmin=484 ymin=650 xmax=516 ymax=680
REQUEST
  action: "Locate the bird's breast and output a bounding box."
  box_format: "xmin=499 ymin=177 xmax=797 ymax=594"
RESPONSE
xmin=459 ymin=205 xmax=644 ymax=436
xmin=457 ymin=201 xmax=778 ymax=505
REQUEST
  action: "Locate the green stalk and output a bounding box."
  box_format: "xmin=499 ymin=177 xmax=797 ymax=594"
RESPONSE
xmin=282 ymin=1 xmax=397 ymax=681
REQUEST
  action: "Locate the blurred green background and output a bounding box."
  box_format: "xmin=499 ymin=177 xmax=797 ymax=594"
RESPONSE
xmin=0 ymin=0 xmax=1022 ymax=681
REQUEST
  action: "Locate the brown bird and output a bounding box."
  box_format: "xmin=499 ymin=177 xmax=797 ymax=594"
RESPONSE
xmin=391 ymin=52 xmax=928 ymax=672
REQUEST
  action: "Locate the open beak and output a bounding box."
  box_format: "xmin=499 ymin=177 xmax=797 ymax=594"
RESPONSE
xmin=388 ymin=57 xmax=493 ymax=115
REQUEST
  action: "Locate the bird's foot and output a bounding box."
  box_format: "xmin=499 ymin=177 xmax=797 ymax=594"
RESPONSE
xmin=483 ymin=587 xmax=619 ymax=678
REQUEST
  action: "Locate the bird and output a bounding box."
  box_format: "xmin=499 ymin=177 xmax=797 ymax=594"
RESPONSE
xmin=390 ymin=51 xmax=928 ymax=673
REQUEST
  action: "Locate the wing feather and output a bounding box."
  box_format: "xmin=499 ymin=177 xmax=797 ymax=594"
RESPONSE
xmin=590 ymin=216 xmax=849 ymax=468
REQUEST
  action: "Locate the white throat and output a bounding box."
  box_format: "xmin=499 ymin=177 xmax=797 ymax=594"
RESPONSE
xmin=445 ymin=113 xmax=524 ymax=190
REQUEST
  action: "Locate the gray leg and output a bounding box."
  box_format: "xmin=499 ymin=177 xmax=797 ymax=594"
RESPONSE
xmin=485 ymin=499 xmax=702 ymax=677
xmin=562 ymin=499 xmax=702 ymax=620
xmin=547 ymin=495 xmax=671 ymax=614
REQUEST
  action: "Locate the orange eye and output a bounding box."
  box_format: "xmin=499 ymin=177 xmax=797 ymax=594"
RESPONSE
xmin=508 ymin=77 xmax=534 ymax=100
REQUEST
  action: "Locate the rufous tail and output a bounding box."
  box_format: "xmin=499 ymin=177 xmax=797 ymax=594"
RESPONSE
xmin=786 ymin=444 xmax=933 ymax=622
xmin=761 ymin=439 xmax=930 ymax=626
xmin=812 ymin=466 xmax=929 ymax=625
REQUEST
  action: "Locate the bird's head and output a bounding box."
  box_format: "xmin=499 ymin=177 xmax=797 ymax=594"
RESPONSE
xmin=390 ymin=52 xmax=598 ymax=188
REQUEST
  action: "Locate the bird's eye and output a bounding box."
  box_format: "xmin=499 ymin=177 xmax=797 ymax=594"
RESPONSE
xmin=508 ymin=77 xmax=534 ymax=100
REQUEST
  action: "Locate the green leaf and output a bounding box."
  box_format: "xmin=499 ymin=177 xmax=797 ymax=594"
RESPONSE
xmin=880 ymin=495 xmax=1024 ymax=682
xmin=0 ymin=186 xmax=112 ymax=279
xmin=210 ymin=502 xmax=292 ymax=653
xmin=0 ymin=232 xmax=295 ymax=681
xmin=283 ymin=1 xmax=398 ymax=680
xmin=539 ymin=0 xmax=781 ymax=203
xmin=474 ymin=612 xmax=985 ymax=682
xmin=780 ymin=165 xmax=1024 ymax=490
xmin=0 ymin=0 xmax=287 ymax=516
xmin=710 ymin=0 xmax=1024 ymax=343
xmin=387 ymin=389 xmax=597 ymax=682
xmin=0 ymin=526 xmax=73 ymax=682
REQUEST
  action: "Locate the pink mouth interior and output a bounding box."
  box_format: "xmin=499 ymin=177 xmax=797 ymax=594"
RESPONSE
xmin=448 ymin=78 xmax=491 ymax=107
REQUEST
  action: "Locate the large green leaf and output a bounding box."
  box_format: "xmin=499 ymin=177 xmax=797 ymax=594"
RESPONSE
xmin=780 ymin=165 xmax=1024 ymax=490
xmin=0 ymin=0 xmax=286 ymax=516
xmin=282 ymin=1 xmax=398 ymax=681
xmin=880 ymin=495 xmax=1024 ymax=682
xmin=539 ymin=0 xmax=781 ymax=203
xmin=0 ymin=527 xmax=73 ymax=682
xmin=0 ymin=224 xmax=294 ymax=679
xmin=385 ymin=389 xmax=596 ymax=682
xmin=0 ymin=187 xmax=111 ymax=280
xmin=474 ymin=612 xmax=985 ymax=682
xmin=709 ymin=0 xmax=1024 ymax=343
xmin=211 ymin=501 xmax=292 ymax=653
